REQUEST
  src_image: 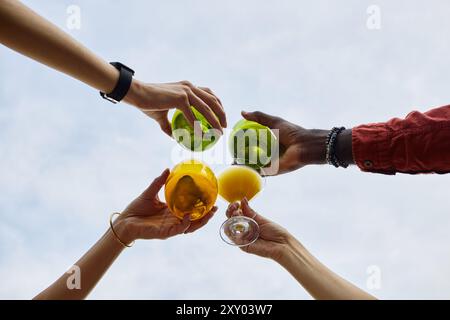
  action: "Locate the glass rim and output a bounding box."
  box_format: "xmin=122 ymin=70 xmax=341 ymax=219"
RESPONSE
xmin=230 ymin=157 xmax=269 ymax=177
xmin=217 ymin=159 xmax=266 ymax=203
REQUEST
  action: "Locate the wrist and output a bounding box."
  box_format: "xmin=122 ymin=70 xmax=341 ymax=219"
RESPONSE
xmin=100 ymin=62 xmax=135 ymax=104
xmin=112 ymin=217 xmax=135 ymax=245
xmin=277 ymin=235 xmax=308 ymax=263
xmin=299 ymin=129 xmax=328 ymax=165
xmin=123 ymin=78 xmax=144 ymax=108
xmin=335 ymin=128 xmax=354 ymax=165
xmin=276 ymin=235 xmax=318 ymax=278
xmin=274 ymin=234 xmax=299 ymax=264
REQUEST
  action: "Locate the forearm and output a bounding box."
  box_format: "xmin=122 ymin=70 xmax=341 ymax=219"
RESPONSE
xmin=34 ymin=229 xmax=125 ymax=300
xmin=277 ymin=236 xmax=375 ymax=300
xmin=352 ymin=105 xmax=450 ymax=174
xmin=0 ymin=0 xmax=119 ymax=93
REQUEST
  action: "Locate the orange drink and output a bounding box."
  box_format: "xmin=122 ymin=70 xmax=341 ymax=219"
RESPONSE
xmin=165 ymin=159 xmax=218 ymax=221
xmin=218 ymin=165 xmax=263 ymax=203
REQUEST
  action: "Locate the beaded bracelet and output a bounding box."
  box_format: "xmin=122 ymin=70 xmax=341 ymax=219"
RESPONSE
xmin=326 ymin=127 xmax=348 ymax=168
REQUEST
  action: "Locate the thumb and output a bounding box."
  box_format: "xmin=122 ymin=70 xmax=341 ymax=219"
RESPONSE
xmin=140 ymin=169 xmax=170 ymax=200
xmin=260 ymin=147 xmax=302 ymax=176
xmin=241 ymin=110 xmax=281 ymax=128
xmin=157 ymin=114 xmax=172 ymax=137
xmin=173 ymin=214 xmax=192 ymax=235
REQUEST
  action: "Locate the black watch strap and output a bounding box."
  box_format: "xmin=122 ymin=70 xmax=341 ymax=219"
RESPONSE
xmin=100 ymin=62 xmax=135 ymax=104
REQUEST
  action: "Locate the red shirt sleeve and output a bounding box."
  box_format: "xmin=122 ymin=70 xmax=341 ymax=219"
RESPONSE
xmin=352 ymin=105 xmax=450 ymax=174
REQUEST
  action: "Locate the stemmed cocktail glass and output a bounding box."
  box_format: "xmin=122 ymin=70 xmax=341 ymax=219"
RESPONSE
xmin=218 ymin=161 xmax=265 ymax=246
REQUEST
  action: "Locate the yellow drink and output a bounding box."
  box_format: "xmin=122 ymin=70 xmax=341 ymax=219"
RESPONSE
xmin=218 ymin=165 xmax=263 ymax=203
xmin=165 ymin=159 xmax=218 ymax=221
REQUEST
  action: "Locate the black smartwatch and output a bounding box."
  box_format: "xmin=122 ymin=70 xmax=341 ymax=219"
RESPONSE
xmin=100 ymin=62 xmax=135 ymax=104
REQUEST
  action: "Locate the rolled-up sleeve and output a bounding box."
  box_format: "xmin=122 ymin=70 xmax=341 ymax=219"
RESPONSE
xmin=352 ymin=105 xmax=450 ymax=174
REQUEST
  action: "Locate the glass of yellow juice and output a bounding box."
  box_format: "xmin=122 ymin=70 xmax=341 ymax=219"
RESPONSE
xmin=165 ymin=159 xmax=218 ymax=221
xmin=218 ymin=162 xmax=265 ymax=246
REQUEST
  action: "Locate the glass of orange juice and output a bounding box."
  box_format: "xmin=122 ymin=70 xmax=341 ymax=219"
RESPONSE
xmin=165 ymin=159 xmax=218 ymax=221
xmin=218 ymin=161 xmax=265 ymax=246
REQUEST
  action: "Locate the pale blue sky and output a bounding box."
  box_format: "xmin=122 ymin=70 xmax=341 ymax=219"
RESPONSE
xmin=1 ymin=0 xmax=450 ymax=299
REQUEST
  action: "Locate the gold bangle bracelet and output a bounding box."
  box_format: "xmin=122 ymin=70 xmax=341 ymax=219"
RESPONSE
xmin=109 ymin=212 xmax=135 ymax=248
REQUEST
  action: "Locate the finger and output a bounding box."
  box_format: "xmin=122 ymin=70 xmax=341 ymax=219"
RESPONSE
xmin=157 ymin=115 xmax=172 ymax=136
xmin=172 ymin=214 xmax=192 ymax=235
xmin=193 ymin=86 xmax=225 ymax=112
xmin=180 ymin=102 xmax=197 ymax=129
xmin=240 ymin=197 xmax=268 ymax=225
xmin=188 ymin=92 xmax=223 ymax=133
xmin=192 ymin=87 xmax=227 ymax=128
xmin=140 ymin=169 xmax=170 ymax=200
xmin=199 ymin=87 xmax=223 ymax=107
xmin=241 ymin=110 xmax=283 ymax=128
xmin=240 ymin=198 xmax=255 ymax=218
xmin=185 ymin=206 xmax=218 ymax=234
xmin=226 ymin=202 xmax=240 ymax=218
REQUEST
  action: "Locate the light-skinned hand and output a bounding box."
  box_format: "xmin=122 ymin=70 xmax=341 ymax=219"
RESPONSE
xmin=226 ymin=198 xmax=291 ymax=261
xmin=125 ymin=80 xmax=227 ymax=136
xmin=114 ymin=169 xmax=217 ymax=244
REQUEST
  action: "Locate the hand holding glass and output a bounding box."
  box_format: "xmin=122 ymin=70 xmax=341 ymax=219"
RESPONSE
xmin=218 ymin=164 xmax=264 ymax=246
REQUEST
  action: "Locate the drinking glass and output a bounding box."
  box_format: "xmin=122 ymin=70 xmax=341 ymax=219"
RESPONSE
xmin=218 ymin=163 xmax=265 ymax=246
xmin=165 ymin=159 xmax=218 ymax=221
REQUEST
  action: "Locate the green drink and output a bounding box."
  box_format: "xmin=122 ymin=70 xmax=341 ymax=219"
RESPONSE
xmin=171 ymin=106 xmax=220 ymax=152
xmin=229 ymin=119 xmax=277 ymax=169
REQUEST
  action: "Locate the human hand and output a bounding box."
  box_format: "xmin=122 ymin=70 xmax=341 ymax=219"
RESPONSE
xmin=113 ymin=169 xmax=217 ymax=244
xmin=241 ymin=111 xmax=328 ymax=175
xmin=226 ymin=199 xmax=376 ymax=301
xmin=124 ymin=79 xmax=227 ymax=136
xmin=226 ymin=198 xmax=293 ymax=262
